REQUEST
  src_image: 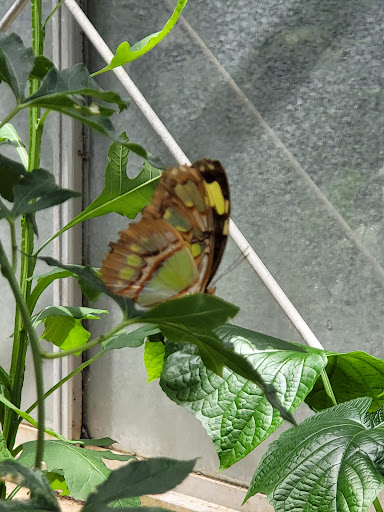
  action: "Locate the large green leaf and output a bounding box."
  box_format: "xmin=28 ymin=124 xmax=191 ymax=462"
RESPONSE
xmin=245 ymin=397 xmax=384 ymax=512
xmin=93 ymin=0 xmax=189 ymax=75
xmin=306 ymin=351 xmax=384 ymax=412
xmin=33 ymin=306 xmax=108 ymax=354
xmin=38 ymin=257 xmax=137 ymax=318
xmin=140 ymin=295 xmax=295 ymax=423
xmin=44 ymin=135 xmax=161 ymax=249
xmin=18 ymin=440 xmax=138 ymax=506
xmin=0 ymin=459 xmax=59 ymax=511
xmin=161 ymin=324 xmax=326 ymax=468
xmin=82 ymin=458 xmax=195 ymax=512
xmin=0 ymin=33 xmax=35 ymax=101
xmin=0 ymin=123 xmax=28 ymax=169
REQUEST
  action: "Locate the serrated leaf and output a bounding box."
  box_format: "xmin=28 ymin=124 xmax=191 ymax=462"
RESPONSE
xmin=161 ymin=324 xmax=326 ymax=467
xmin=0 ymin=33 xmax=35 ymax=101
xmin=47 ymin=134 xmax=162 ymax=246
xmin=38 ymin=257 xmax=137 ymax=318
xmin=0 ymin=123 xmax=28 ymax=169
xmin=245 ymin=397 xmax=384 ymax=512
xmin=83 ymin=458 xmax=195 ymax=512
xmin=306 ymin=351 xmax=384 ymax=413
xmin=144 ymin=339 xmax=165 ymax=382
xmin=33 ymin=306 xmax=107 ymax=354
xmin=0 ymin=459 xmax=59 ymax=511
xmin=18 ymin=440 xmax=138 ymax=506
xmin=102 ymin=325 xmax=160 ymax=351
xmin=94 ymin=0 xmax=188 ymax=75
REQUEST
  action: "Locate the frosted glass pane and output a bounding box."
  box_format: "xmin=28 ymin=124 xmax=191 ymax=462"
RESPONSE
xmin=0 ymin=2 xmax=57 ymax=427
xmin=83 ymin=0 xmax=384 ymax=486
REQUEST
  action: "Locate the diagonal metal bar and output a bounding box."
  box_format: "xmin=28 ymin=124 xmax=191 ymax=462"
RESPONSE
xmin=0 ymin=0 xmax=30 ymax=32
xmin=64 ymin=0 xmax=324 ymax=350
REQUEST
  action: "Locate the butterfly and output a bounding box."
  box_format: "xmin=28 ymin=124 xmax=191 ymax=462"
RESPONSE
xmin=100 ymin=159 xmax=230 ymax=307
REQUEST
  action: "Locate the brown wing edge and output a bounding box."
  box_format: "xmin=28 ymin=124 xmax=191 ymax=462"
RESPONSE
xmin=192 ymin=158 xmax=230 ymax=288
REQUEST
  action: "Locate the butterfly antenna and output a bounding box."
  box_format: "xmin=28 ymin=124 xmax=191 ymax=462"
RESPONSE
xmin=209 ymin=247 xmax=251 ymax=288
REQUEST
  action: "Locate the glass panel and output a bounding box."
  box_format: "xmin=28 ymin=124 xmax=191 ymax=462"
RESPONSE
xmin=83 ymin=0 xmax=384 ymax=485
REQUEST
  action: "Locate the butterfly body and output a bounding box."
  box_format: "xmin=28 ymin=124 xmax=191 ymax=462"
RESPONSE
xmin=101 ymin=159 xmax=230 ymax=307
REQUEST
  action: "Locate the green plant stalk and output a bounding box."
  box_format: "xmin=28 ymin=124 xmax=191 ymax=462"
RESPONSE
xmin=0 ymin=240 xmax=45 ymax=468
xmin=25 ymin=349 xmax=105 ymax=415
xmin=4 ymin=0 xmax=44 ymax=453
xmin=0 ymin=107 xmax=22 ymax=130
xmin=374 ymin=498 xmax=384 ymax=512
xmin=40 ymin=319 xmax=138 ymax=359
xmin=320 ymin=368 xmax=337 ymax=407
xmin=8 ymin=219 xmax=17 ymax=271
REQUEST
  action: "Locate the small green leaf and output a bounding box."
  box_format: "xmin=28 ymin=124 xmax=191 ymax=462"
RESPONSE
xmin=0 ymin=33 xmax=35 ymax=101
xmin=0 ymin=153 xmax=26 ymax=202
xmin=102 ymin=325 xmax=160 ymax=351
xmin=161 ymin=324 xmax=326 ymax=468
xmin=140 ymin=293 xmax=239 ymax=330
xmin=144 ymin=339 xmax=165 ymax=382
xmin=0 ymin=459 xmax=59 ymax=511
xmin=306 ymin=351 xmax=384 ymax=412
xmin=83 ymin=458 xmax=195 ymax=512
xmin=245 ymin=397 xmax=384 ymax=512
xmin=48 ymin=134 xmax=162 ymax=247
xmin=94 ymin=0 xmax=188 ymax=75
xmin=33 ymin=306 xmax=107 ymax=354
xmin=0 ymin=123 xmax=28 ymax=169
xmin=18 ymin=440 xmax=138 ymax=506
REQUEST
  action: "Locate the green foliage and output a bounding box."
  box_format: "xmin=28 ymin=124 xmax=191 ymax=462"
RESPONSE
xmin=144 ymin=339 xmax=165 ymax=382
xmin=94 ymin=0 xmax=189 ymax=75
xmin=161 ymin=324 xmax=326 ymax=468
xmin=43 ymin=134 xmax=162 ymax=250
xmin=245 ymin=398 xmax=384 ymax=512
xmin=18 ymin=440 xmax=138 ymax=505
xmin=102 ymin=325 xmax=160 ymax=351
xmin=0 ymin=124 xmax=28 ymax=169
xmin=32 ymin=306 xmax=108 ymax=354
xmin=0 ymin=460 xmax=59 ymax=511
xmin=0 ymin=34 xmax=35 ymax=102
xmin=306 ymin=350 xmax=384 ymax=412
xmin=82 ymin=458 xmax=195 ymax=512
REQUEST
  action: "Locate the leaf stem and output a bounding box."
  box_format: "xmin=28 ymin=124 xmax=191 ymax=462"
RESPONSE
xmin=374 ymin=498 xmax=384 ymax=512
xmin=320 ymin=368 xmax=337 ymax=407
xmin=0 ymin=107 xmax=21 ymax=130
xmin=0 ymin=240 xmax=44 ymax=468
xmin=40 ymin=319 xmax=138 ymax=359
xmin=26 ymin=349 xmax=106 ymax=414
xmin=7 ymin=220 xmax=17 ymax=271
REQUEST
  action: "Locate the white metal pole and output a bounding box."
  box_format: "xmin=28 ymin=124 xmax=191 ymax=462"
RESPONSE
xmin=63 ymin=0 xmax=324 ymax=350
xmin=0 ymin=0 xmax=30 ymax=32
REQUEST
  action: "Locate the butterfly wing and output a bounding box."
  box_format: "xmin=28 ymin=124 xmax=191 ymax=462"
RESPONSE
xmin=100 ymin=219 xmax=201 ymax=307
xmin=142 ymin=159 xmax=230 ymax=291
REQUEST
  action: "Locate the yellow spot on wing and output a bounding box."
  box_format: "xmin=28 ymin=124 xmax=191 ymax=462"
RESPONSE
xmin=126 ymin=254 xmax=142 ymax=267
xmin=205 ymin=181 xmax=225 ymax=215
